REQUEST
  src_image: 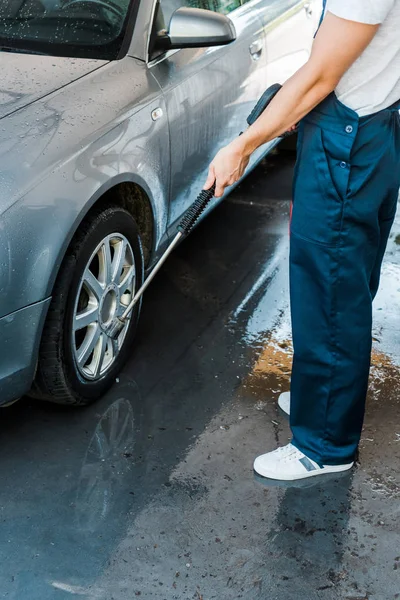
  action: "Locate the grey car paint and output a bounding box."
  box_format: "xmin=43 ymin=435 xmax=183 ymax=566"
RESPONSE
xmin=0 ymin=0 xmax=318 ymax=405
xmin=150 ymin=3 xmax=269 ymax=230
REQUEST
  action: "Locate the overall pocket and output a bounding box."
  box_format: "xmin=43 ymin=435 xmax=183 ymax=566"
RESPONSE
xmin=291 ymin=122 xmax=347 ymax=247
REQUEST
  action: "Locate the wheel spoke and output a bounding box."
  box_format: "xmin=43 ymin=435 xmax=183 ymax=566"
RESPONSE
xmin=93 ymin=333 xmax=107 ymax=378
xmin=100 ymin=238 xmax=113 ymax=285
xmin=118 ymin=265 xmax=136 ymax=294
xmin=111 ymin=337 xmax=119 ymax=355
xmin=112 ymin=238 xmax=127 ymax=283
xmin=77 ymin=325 xmax=101 ymax=368
xmin=117 ymin=301 xmax=130 ymax=319
xmin=74 ymin=305 xmax=99 ymax=332
xmin=83 ymin=269 xmax=104 ymax=302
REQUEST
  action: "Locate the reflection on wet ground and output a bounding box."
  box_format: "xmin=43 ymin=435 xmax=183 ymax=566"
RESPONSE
xmin=0 ymin=151 xmax=399 ymax=599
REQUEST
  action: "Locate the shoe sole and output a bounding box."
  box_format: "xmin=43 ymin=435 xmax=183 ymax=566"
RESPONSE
xmin=253 ymin=461 xmax=354 ymax=482
xmin=278 ymin=404 xmax=289 ymax=419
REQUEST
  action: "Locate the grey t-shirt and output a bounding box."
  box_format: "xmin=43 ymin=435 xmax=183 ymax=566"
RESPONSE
xmin=326 ymin=0 xmax=400 ymax=116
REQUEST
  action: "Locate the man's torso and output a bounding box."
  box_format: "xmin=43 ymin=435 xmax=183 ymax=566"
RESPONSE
xmin=326 ymin=0 xmax=400 ymax=116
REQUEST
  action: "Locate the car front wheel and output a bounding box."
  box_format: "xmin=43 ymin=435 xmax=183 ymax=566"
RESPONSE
xmin=30 ymin=206 xmax=144 ymax=405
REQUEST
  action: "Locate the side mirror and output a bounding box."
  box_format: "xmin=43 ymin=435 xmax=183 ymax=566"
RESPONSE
xmin=154 ymin=7 xmax=236 ymax=53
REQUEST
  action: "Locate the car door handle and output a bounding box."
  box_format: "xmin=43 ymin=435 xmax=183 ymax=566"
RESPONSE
xmin=249 ymin=39 xmax=263 ymax=60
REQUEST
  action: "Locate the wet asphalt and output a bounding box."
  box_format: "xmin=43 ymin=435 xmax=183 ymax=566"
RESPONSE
xmin=1 ymin=150 xmax=399 ymax=600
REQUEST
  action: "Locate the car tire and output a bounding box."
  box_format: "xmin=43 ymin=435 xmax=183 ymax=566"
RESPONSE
xmin=30 ymin=206 xmax=144 ymax=406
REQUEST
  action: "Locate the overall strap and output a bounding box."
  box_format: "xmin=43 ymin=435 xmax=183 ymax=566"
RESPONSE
xmin=315 ymin=0 xmax=327 ymax=36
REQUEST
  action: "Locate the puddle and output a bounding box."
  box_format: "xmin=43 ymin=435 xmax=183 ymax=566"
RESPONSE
xmin=368 ymin=347 xmax=400 ymax=394
xmin=251 ymin=337 xmax=292 ymax=392
xmin=246 ymin=327 xmax=400 ymax=401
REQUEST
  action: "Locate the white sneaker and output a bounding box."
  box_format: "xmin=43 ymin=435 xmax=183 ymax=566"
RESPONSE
xmin=253 ymin=443 xmax=354 ymax=481
xmin=278 ymin=391 xmax=290 ymax=416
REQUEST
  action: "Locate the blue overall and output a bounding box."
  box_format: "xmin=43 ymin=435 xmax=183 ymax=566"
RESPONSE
xmin=289 ymin=8 xmax=400 ymax=465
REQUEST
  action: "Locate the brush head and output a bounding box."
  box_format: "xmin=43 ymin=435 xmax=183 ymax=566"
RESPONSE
xmin=107 ymin=317 xmax=125 ymax=341
xmin=178 ymin=184 xmax=216 ymax=236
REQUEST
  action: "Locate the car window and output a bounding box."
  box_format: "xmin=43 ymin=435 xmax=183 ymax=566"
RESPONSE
xmin=261 ymin=0 xmax=303 ymax=18
xmin=160 ymin=0 xmax=247 ymax=23
xmin=0 ymin=0 xmax=137 ymax=59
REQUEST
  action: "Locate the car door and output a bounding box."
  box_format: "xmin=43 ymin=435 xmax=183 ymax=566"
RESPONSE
xmin=258 ymin=0 xmax=320 ymax=87
xmin=149 ymin=0 xmax=267 ymax=231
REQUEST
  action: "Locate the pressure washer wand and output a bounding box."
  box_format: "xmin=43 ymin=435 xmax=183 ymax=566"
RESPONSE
xmin=108 ymin=199 xmax=212 ymax=338
xmin=107 ymin=186 xmax=216 ymax=341
xmin=107 ymin=83 xmax=287 ymax=341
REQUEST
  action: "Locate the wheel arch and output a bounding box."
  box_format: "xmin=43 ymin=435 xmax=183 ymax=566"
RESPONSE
xmin=47 ymin=177 xmax=158 ymax=300
xmin=86 ymin=181 xmax=155 ymax=267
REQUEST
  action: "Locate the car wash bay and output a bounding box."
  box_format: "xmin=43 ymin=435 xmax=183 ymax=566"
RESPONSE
xmin=0 ymin=149 xmax=399 ymax=600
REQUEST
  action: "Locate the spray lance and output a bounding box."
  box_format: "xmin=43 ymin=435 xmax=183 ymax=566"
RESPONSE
xmin=107 ymin=83 xmax=294 ymax=341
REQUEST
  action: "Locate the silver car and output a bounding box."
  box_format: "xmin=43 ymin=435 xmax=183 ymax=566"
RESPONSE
xmin=0 ymin=0 xmax=320 ymax=406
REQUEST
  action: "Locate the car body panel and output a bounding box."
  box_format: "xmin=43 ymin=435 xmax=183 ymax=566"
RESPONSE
xmin=0 ymin=56 xmax=170 ymax=318
xmin=0 ymin=54 xmax=107 ymax=121
xmin=150 ymin=1 xmax=270 ymax=230
xmin=0 ymin=298 xmax=51 ymax=403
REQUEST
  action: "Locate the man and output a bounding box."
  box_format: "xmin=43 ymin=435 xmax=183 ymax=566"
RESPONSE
xmin=204 ymin=0 xmax=400 ymax=481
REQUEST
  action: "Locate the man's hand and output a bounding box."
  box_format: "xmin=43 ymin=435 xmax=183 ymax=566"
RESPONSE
xmin=203 ymin=126 xmax=296 ymax=196
xmin=203 ymin=137 xmax=251 ymax=198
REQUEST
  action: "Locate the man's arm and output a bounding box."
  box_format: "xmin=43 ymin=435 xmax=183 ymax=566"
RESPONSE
xmin=240 ymin=13 xmax=379 ymax=153
xmin=205 ymin=12 xmax=380 ymax=197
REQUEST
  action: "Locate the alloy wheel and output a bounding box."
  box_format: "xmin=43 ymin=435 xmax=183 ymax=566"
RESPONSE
xmin=72 ymin=233 xmax=136 ymax=381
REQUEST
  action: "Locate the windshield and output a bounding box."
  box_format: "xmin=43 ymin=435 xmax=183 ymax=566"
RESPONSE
xmin=0 ymin=0 xmax=137 ymax=59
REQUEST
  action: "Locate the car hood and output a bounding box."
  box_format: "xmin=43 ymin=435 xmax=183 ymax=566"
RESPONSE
xmin=0 ymin=53 xmax=108 ymax=121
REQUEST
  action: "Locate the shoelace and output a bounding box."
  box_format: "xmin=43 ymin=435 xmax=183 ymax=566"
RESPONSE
xmin=275 ymin=444 xmax=304 ymax=463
